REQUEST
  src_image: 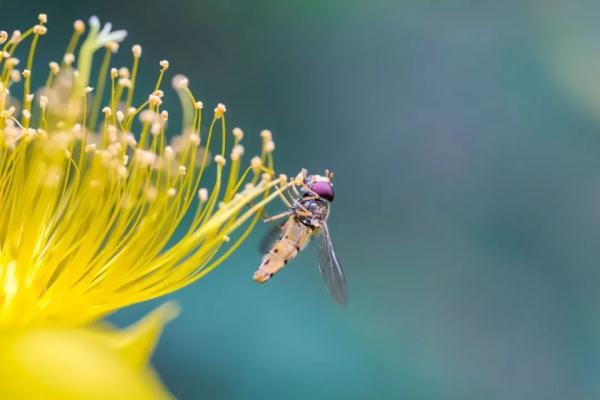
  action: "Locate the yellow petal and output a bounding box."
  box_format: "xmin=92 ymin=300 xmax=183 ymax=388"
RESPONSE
xmin=0 ymin=305 xmax=177 ymax=399
xmin=89 ymin=302 xmax=180 ymax=370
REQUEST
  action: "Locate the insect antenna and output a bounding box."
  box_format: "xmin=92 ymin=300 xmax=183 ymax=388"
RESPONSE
xmin=325 ymin=169 xmax=335 ymax=181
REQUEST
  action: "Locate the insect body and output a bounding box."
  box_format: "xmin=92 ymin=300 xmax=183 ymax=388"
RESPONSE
xmin=253 ymin=170 xmax=347 ymax=304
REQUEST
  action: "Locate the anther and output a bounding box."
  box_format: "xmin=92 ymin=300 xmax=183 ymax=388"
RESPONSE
xmin=150 ymin=122 xmax=162 ymax=136
xmin=230 ymin=144 xmax=244 ymax=161
xmin=250 ymin=156 xmax=262 ymax=173
xmin=10 ymin=70 xmax=21 ymax=82
xmin=49 ymin=61 xmax=60 ymax=75
xmin=214 ymin=103 xmax=226 ymax=118
xmin=6 ymin=58 xmax=19 ymax=68
xmin=198 ymin=188 xmax=208 ymax=202
xmin=139 ymin=109 xmax=156 ymax=123
xmin=106 ymin=41 xmax=119 ymax=53
xmin=148 ymin=94 xmax=162 ymax=107
xmin=260 ymin=129 xmax=272 ymax=141
xmin=214 ymin=154 xmax=226 ymax=166
xmin=172 ymin=74 xmax=189 ymax=91
xmin=119 ymin=78 xmax=132 ymax=88
xmin=33 ymin=25 xmax=47 ymax=35
xmin=117 ymin=165 xmax=128 ymax=178
xmin=132 ymin=44 xmax=142 ymax=58
xmin=189 ymin=134 xmax=200 ymax=146
xmin=74 ymin=20 xmax=85 ymax=34
xmin=262 ymin=173 xmax=272 ymax=182
xmin=10 ymin=30 xmax=21 ymax=44
xmin=264 ymin=140 xmax=275 ymax=153
xmin=233 ymin=127 xmax=244 ymax=141
xmin=64 ymin=53 xmax=75 ymax=65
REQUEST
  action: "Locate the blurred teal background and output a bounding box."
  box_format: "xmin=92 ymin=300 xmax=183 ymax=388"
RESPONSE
xmin=4 ymin=0 xmax=600 ymax=398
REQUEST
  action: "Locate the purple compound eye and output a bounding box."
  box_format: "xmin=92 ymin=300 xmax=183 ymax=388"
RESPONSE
xmin=310 ymin=182 xmax=334 ymax=201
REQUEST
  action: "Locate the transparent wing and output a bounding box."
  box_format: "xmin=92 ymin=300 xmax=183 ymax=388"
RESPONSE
xmin=318 ymin=222 xmax=347 ymax=305
xmin=258 ymin=223 xmax=283 ymax=254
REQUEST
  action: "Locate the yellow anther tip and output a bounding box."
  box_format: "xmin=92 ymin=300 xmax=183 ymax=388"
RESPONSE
xmin=74 ymin=19 xmax=85 ymax=33
xmin=214 ymin=103 xmax=226 ymax=118
xmin=33 ymin=25 xmax=47 ymax=35
xmin=172 ymin=74 xmax=189 ymax=91
xmin=198 ymin=188 xmax=209 ymax=202
xmin=132 ymin=44 xmax=142 ymax=58
xmin=232 ymin=127 xmax=244 ymax=141
xmin=260 ymin=129 xmax=272 ymax=141
xmin=214 ymin=154 xmax=226 ymax=166
xmin=264 ymin=141 xmax=275 ymax=153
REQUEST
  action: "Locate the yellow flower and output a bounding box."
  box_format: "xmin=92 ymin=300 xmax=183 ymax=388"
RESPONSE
xmin=0 ymin=303 xmax=178 ymax=399
xmin=0 ymin=14 xmax=288 ymax=397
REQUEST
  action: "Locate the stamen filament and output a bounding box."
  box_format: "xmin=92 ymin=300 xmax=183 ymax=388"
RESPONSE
xmin=0 ymin=16 xmax=285 ymax=327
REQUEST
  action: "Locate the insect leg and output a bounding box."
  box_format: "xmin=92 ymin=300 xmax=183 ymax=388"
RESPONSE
xmin=290 ymin=184 xmax=302 ymax=197
xmin=301 ymin=195 xmax=319 ymax=201
xmin=295 ymin=209 xmax=312 ymax=218
xmin=294 ymin=200 xmax=311 ymax=214
xmin=275 ymin=183 xmax=294 ymax=208
xmin=291 ymin=196 xmax=319 ymax=215
xmin=263 ymin=211 xmax=291 ymax=223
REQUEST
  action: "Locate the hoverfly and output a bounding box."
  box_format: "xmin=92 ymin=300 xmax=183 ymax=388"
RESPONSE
xmin=253 ymin=169 xmax=347 ymax=304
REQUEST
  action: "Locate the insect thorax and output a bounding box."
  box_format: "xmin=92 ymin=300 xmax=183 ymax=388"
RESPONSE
xmin=294 ymin=197 xmax=330 ymax=228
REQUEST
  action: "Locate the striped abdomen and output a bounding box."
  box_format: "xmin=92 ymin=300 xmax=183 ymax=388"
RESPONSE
xmin=253 ymin=218 xmax=314 ymax=283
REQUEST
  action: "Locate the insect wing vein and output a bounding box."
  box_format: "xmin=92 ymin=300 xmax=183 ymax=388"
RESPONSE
xmin=318 ymin=222 xmax=347 ymax=304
